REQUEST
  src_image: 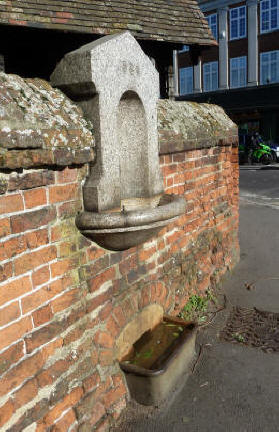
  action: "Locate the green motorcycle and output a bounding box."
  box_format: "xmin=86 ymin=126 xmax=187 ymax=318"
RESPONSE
xmin=248 ymin=142 xmax=273 ymax=165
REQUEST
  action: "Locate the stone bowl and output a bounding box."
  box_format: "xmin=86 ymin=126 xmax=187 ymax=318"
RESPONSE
xmin=76 ymin=194 xmax=186 ymax=251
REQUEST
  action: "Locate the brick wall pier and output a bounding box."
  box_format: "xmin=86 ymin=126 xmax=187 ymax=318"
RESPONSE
xmin=0 ymin=76 xmax=239 ymax=431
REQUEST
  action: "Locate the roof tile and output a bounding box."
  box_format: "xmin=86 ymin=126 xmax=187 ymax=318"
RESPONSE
xmin=0 ymin=0 xmax=216 ymax=46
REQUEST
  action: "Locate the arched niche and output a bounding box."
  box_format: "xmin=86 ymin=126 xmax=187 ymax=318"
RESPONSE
xmin=117 ymin=91 xmax=149 ymax=206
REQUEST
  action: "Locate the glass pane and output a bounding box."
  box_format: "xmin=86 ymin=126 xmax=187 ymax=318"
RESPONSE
xmin=231 ymin=21 xmax=238 ymax=38
xmin=262 ymin=11 xmax=270 ymax=30
xmin=271 ymin=9 xmax=277 ymax=27
xmin=240 ymin=18 xmax=246 ymax=36
xmin=204 ymin=74 xmax=210 ymax=91
xmin=231 ymin=9 xmax=238 ymax=18
xmin=186 ymin=70 xmax=193 ymax=93
xmin=240 ymin=6 xmax=246 ymax=16
xmin=262 ymin=1 xmax=269 ymax=11
xmin=271 ymin=62 xmax=277 ymax=81
xmin=262 ymin=53 xmax=269 ymax=63
xmin=212 ymin=72 xmax=218 ymax=90
xmin=179 ymin=69 xmax=186 ymax=94
xmin=204 ymin=64 xmax=210 ymax=74
xmin=270 ymin=53 xmax=277 ymax=82
xmin=231 ymin=69 xmax=238 ymax=87
xmin=231 ymin=58 xmax=237 ymax=69
xmin=212 ymin=24 xmax=217 ymax=39
xmin=271 ymin=0 xmax=277 ymax=8
xmin=240 ymin=67 xmax=246 ymax=86
xmin=211 ymin=15 xmax=217 ymax=24
xmin=212 ymin=62 xmax=218 ymax=73
xmin=261 ymin=63 xmax=269 ymax=84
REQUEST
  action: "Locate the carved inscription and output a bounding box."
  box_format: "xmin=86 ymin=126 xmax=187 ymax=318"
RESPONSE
xmin=119 ymin=61 xmax=140 ymax=76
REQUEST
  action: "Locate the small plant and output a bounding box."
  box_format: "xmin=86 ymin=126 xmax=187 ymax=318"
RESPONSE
xmin=179 ymin=289 xmax=218 ymax=322
xmin=180 ymin=294 xmax=208 ymax=320
xmin=232 ymin=332 xmax=245 ymax=343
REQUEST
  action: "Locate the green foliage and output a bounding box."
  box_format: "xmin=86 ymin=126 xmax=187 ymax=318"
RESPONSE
xmin=232 ymin=332 xmax=245 ymax=343
xmin=179 ymin=289 xmax=217 ymax=322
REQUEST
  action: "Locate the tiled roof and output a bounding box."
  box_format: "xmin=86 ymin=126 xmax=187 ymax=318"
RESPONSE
xmin=0 ymin=0 xmax=216 ymax=46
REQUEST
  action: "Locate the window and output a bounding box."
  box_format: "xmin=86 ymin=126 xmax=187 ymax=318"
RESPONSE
xmin=260 ymin=50 xmax=279 ymax=84
xmin=178 ymin=45 xmax=190 ymax=53
xmin=230 ymin=6 xmax=246 ymax=40
xmin=179 ymin=67 xmax=193 ymax=94
xmin=206 ymin=14 xmax=218 ymax=40
xmin=203 ymin=61 xmax=218 ymax=91
xmin=230 ymin=56 xmax=247 ymax=88
xmin=260 ymin=0 xmax=279 ymax=33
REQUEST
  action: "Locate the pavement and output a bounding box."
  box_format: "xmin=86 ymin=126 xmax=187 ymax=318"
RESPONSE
xmin=115 ymin=168 xmax=279 ymax=432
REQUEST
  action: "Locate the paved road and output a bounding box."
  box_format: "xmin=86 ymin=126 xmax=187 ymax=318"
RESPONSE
xmin=240 ymin=165 xmax=279 ymax=207
xmin=115 ymin=168 xmax=279 ymax=432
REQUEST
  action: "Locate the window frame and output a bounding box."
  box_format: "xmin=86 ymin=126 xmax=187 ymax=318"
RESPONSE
xmin=260 ymin=50 xmax=279 ymax=84
xmin=229 ymin=5 xmax=247 ymax=40
xmin=203 ymin=61 xmax=219 ymax=92
xmin=206 ymin=13 xmax=218 ymax=40
xmin=260 ymin=0 xmax=279 ymax=33
xmin=179 ymin=66 xmax=194 ymax=95
xmin=230 ymin=56 xmax=247 ymax=88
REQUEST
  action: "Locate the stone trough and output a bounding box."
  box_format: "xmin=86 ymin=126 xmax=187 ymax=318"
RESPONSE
xmin=119 ymin=314 xmax=197 ymax=406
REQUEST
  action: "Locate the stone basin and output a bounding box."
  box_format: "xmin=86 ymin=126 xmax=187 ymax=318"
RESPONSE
xmin=119 ymin=316 xmax=197 ymax=406
xmin=76 ymin=194 xmax=186 ymax=251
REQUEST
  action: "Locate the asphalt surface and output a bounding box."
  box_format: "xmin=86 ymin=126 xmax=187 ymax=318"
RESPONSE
xmin=115 ymin=168 xmax=279 ymax=432
xmin=240 ymin=165 xmax=279 ymax=207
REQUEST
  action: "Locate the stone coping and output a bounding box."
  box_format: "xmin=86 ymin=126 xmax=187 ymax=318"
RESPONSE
xmin=0 ymin=73 xmax=95 ymax=169
xmin=158 ymin=100 xmax=238 ymax=155
xmin=0 ymin=73 xmax=238 ymax=170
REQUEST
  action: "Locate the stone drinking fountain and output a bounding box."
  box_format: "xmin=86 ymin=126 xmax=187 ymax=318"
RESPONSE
xmin=51 ymin=32 xmax=186 ymax=251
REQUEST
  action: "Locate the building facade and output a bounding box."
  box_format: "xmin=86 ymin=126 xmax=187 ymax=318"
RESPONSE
xmin=175 ymin=0 xmax=279 ymax=143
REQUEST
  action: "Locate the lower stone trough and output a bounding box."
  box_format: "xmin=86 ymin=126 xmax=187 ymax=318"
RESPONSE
xmin=113 ymin=304 xmax=197 ymax=405
xmin=119 ymin=315 xmax=197 ymax=406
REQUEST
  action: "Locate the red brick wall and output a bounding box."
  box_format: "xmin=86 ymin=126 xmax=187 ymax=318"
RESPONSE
xmin=0 ymin=141 xmax=239 ymax=431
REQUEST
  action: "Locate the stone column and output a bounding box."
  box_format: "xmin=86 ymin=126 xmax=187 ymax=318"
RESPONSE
xmin=193 ymin=57 xmax=202 ymax=93
xmin=218 ymin=7 xmax=229 ymax=89
xmin=168 ymin=65 xmax=175 ymax=100
xmin=173 ymin=50 xmax=179 ymax=97
xmin=247 ymin=0 xmax=258 ymax=86
xmin=0 ymin=54 xmax=4 ymax=72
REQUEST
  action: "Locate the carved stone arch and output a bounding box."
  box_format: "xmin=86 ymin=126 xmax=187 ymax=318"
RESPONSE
xmin=117 ymin=90 xmax=149 ymax=201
